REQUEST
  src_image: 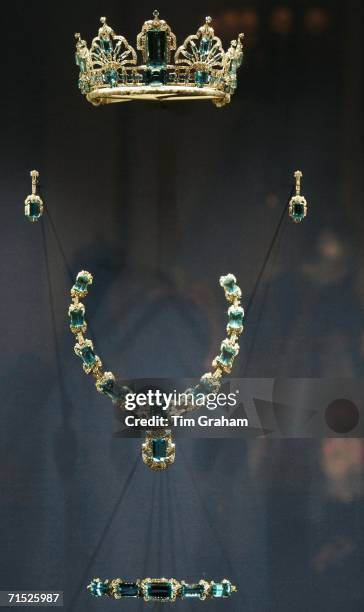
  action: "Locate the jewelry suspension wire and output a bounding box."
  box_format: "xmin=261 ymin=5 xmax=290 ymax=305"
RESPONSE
xmin=37 ymin=183 xmax=82 ymax=415
xmin=179 ymin=446 xmax=243 ymax=602
xmin=242 ymin=184 xmax=295 ymax=377
xmin=68 ymin=456 xmax=140 ymax=611
xmin=166 ymin=473 xmax=180 ymax=578
xmin=243 ymin=220 xmax=286 ymax=379
xmin=245 ymin=185 xmax=294 ymax=321
xmin=136 ymin=478 xmax=159 ymax=612
xmin=40 ymin=218 xmax=69 ymax=411
xmin=43 ymin=205 xmax=110 ymax=352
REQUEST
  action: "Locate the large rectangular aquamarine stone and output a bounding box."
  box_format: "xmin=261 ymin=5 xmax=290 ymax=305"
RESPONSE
xmin=146 ymin=581 xmax=173 ymax=600
xmin=147 ymin=30 xmax=167 ymax=66
xmin=152 ymin=438 xmax=167 ymax=461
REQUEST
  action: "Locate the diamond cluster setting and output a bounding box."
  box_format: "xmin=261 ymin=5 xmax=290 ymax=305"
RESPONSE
xmin=142 ymin=430 xmax=176 ymax=471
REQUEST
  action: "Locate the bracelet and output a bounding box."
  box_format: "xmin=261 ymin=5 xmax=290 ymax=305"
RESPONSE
xmin=88 ymin=577 xmax=237 ymax=601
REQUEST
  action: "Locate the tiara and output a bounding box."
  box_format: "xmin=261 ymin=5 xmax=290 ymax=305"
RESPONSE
xmin=75 ymin=11 xmax=244 ymax=108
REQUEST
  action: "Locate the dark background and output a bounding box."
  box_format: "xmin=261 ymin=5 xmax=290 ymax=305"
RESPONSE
xmin=1 ymin=1 xmax=364 ymax=610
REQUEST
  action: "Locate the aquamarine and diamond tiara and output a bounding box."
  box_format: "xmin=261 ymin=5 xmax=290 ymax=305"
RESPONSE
xmin=75 ymin=11 xmax=244 ymax=107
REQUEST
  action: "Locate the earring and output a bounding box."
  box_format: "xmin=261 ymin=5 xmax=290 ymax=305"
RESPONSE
xmin=24 ymin=170 xmax=44 ymax=222
xmin=289 ymin=170 xmax=307 ymax=223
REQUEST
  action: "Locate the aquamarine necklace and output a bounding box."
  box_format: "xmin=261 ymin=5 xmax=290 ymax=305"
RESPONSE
xmin=68 ymin=272 xmax=244 ymax=470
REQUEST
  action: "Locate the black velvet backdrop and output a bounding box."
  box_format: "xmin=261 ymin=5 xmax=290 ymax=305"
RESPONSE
xmin=1 ymin=1 xmax=364 ymax=611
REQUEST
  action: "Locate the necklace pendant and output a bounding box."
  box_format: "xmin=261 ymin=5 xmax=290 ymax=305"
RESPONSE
xmin=142 ymin=430 xmax=175 ymax=471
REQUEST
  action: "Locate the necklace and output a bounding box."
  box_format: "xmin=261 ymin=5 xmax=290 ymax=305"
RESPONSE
xmin=68 ymin=272 xmax=244 ymax=470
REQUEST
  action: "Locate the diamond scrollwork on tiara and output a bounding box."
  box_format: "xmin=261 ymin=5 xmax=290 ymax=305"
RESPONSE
xmin=175 ymin=16 xmax=225 ymax=88
xmin=75 ymin=12 xmax=244 ymax=107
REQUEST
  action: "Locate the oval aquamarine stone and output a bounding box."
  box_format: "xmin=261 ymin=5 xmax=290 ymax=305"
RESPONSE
xmin=117 ymin=583 xmax=139 ymax=598
xmin=152 ymin=438 xmax=167 ymax=461
xmin=181 ymin=584 xmax=204 ymax=599
xmin=146 ymin=30 xmax=167 ymax=66
xmin=146 ymin=581 xmax=173 ymax=601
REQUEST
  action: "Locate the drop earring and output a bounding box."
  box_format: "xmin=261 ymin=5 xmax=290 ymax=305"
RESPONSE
xmin=289 ymin=170 xmax=307 ymax=223
xmin=24 ymin=170 xmax=44 ymax=222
